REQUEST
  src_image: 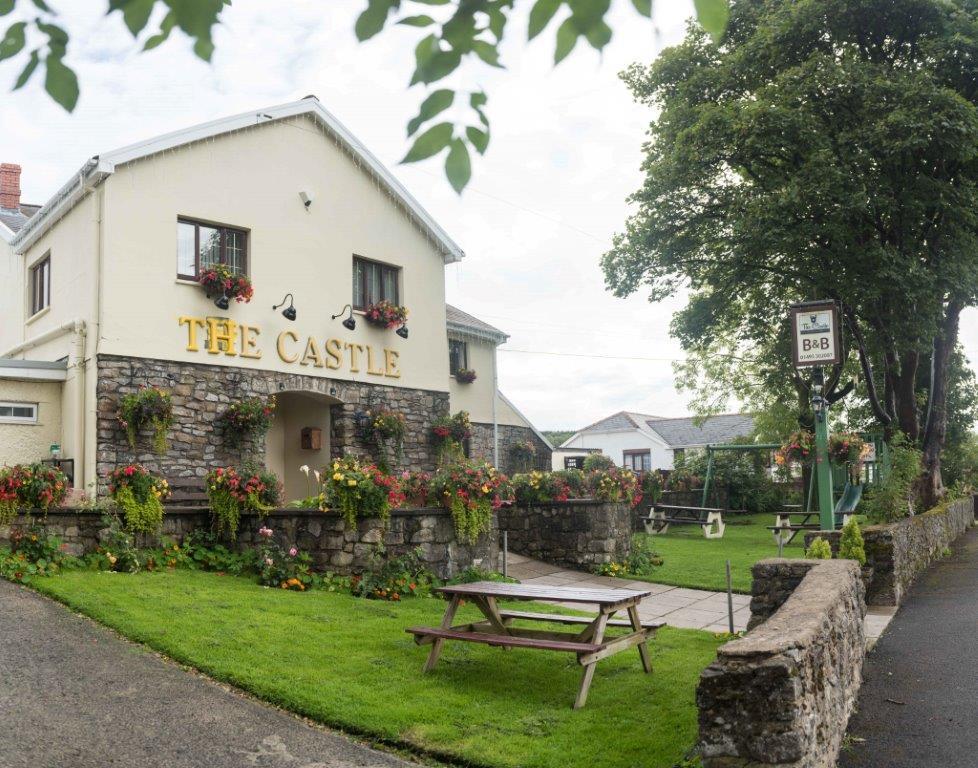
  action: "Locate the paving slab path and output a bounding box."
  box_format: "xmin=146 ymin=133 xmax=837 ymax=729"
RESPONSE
xmin=839 ymin=526 xmax=978 ymax=768
xmin=0 ymin=579 xmax=419 ymax=768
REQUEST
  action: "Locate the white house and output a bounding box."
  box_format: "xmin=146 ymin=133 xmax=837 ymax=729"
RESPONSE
xmin=557 ymin=411 xmax=754 ymax=471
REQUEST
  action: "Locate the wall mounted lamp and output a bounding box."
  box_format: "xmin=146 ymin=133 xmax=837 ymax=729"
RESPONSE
xmin=396 ymin=326 xmax=409 ymax=339
xmin=331 ymin=304 xmax=356 ymax=331
xmin=214 ymin=294 xmax=230 ymax=311
xmin=273 ymin=293 xmax=297 ymax=321
xmin=299 ymin=191 xmax=313 ymax=209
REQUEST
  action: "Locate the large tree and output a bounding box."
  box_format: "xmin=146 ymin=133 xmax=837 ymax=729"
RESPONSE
xmin=603 ymin=0 xmax=978 ymax=505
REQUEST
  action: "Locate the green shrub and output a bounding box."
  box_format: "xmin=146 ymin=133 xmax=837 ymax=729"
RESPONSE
xmin=861 ymin=435 xmax=922 ymax=523
xmin=838 ymin=518 xmax=867 ymax=566
xmin=0 ymin=524 xmax=73 ymax=583
xmin=805 ymin=537 xmax=832 ymax=560
xmin=351 ymin=544 xmax=434 ymax=600
xmin=583 ymin=453 xmax=616 ymax=473
xmin=677 ymin=447 xmax=782 ymax=513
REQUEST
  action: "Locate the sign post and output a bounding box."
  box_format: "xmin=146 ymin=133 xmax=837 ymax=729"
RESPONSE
xmin=790 ymin=301 xmax=842 ymax=532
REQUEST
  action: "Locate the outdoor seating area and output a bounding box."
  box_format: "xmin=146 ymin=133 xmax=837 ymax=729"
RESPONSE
xmin=644 ymin=504 xmax=726 ymax=539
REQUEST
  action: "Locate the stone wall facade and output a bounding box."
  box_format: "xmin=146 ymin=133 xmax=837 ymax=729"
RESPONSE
xmin=469 ymin=422 xmax=552 ymax=475
xmin=96 ymin=355 xmax=450 ymax=490
xmin=496 ymin=500 xmax=631 ymax=568
xmin=698 ymin=559 xmax=866 ymax=768
xmin=804 ymin=496 xmax=974 ymax=606
xmin=0 ymin=506 xmax=495 ymax=579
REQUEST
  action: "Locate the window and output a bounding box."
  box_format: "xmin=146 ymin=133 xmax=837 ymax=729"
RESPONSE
xmin=449 ymin=339 xmax=468 ymax=375
xmin=623 ymin=450 xmax=652 ymax=472
xmin=177 ymin=218 xmax=248 ymax=280
xmin=352 ymin=256 xmax=399 ymax=309
xmin=564 ymin=456 xmax=585 ymax=470
xmin=0 ymin=402 xmax=38 ymax=424
xmin=673 ymin=448 xmax=685 ymax=464
xmin=29 ymin=256 xmax=50 ymax=316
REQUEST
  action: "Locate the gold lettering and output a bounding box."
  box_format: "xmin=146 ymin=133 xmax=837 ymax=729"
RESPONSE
xmin=301 ymin=336 xmax=325 ymax=368
xmin=325 ymin=338 xmax=343 ymax=370
xmin=239 ymin=324 xmax=262 ymax=359
xmin=276 ymin=330 xmax=299 ymax=363
xmin=366 ymin=345 xmax=385 ymax=376
xmin=178 ymin=315 xmax=206 ymax=352
xmin=206 ymin=318 xmax=238 ymax=356
xmin=384 ymin=349 xmax=401 ymax=379
xmin=345 ymin=342 xmax=364 ymax=373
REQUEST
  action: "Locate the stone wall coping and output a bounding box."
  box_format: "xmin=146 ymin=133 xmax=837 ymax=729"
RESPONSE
xmin=11 ymin=505 xmax=452 ymax=519
xmin=509 ymin=498 xmax=616 ymax=508
xmin=719 ymin=558 xmax=861 ymax=658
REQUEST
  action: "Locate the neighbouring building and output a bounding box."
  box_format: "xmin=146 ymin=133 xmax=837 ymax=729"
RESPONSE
xmin=557 ymin=411 xmax=754 ymax=471
xmin=0 ymin=97 xmax=550 ymax=500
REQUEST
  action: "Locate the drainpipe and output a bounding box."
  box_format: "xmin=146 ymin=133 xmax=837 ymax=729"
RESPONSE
xmin=84 ymin=182 xmax=106 ymax=494
xmin=0 ymin=319 xmax=87 ymax=359
xmin=492 ymin=344 xmax=499 ymax=467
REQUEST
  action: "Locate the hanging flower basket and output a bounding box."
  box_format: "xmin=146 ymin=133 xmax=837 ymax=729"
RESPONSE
xmin=199 ymin=264 xmax=254 ymax=304
xmin=363 ymin=300 xmax=408 ymax=329
xmin=455 ymin=368 xmax=477 ymax=384
xmin=216 ymin=396 xmax=276 ymax=448
xmin=118 ymin=387 xmax=173 ymax=455
xmin=776 ymin=430 xmax=815 ymax=466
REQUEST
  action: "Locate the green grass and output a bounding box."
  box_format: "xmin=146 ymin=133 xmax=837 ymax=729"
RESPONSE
xmin=32 ymin=569 xmax=722 ymax=768
xmin=631 ymin=513 xmax=806 ymax=593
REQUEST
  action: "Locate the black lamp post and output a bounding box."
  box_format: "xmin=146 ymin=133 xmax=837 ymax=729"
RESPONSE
xmin=273 ymin=293 xmax=297 ymax=321
xmin=332 ymin=304 xmax=356 ymax=331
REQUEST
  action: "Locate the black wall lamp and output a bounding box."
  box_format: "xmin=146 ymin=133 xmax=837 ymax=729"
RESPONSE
xmin=214 ymin=293 xmax=230 ymax=311
xmin=332 ymin=304 xmax=356 ymax=331
xmin=396 ymin=326 xmax=409 ymax=339
xmin=273 ymin=293 xmax=297 ymax=321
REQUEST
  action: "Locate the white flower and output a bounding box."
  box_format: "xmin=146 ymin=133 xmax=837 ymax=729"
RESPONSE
xmin=299 ymin=465 xmax=310 ymax=476
xmin=314 ymin=470 xmax=321 ymax=483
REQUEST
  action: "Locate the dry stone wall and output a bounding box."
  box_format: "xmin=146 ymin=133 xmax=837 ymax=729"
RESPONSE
xmin=469 ymin=422 xmax=552 ymax=474
xmin=698 ymin=559 xmax=866 ymax=768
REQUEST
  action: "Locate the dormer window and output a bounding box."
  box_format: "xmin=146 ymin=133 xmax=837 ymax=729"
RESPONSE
xmin=177 ymin=218 xmax=248 ymax=281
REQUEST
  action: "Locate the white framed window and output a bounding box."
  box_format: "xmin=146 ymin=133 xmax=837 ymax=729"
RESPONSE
xmin=623 ymin=449 xmax=651 ymax=472
xmin=30 ymin=255 xmax=51 ymax=316
xmin=0 ymin=401 xmax=38 ymax=424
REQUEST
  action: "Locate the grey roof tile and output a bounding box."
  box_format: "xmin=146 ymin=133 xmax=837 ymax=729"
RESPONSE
xmin=0 ymin=204 xmax=39 ymax=234
xmin=578 ymin=411 xmax=663 ymax=433
xmin=645 ymin=413 xmax=755 ymax=448
xmin=446 ymin=304 xmax=508 ymax=343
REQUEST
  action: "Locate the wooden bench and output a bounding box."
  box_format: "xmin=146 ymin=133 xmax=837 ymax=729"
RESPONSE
xmin=644 ymin=504 xmax=726 ymax=539
xmin=163 ymin=481 xmax=209 ymax=513
xmin=767 ymin=510 xmax=852 ymax=545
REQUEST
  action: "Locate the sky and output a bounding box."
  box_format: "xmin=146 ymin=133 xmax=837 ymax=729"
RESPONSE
xmin=3 ymin=1 xmax=978 ymax=433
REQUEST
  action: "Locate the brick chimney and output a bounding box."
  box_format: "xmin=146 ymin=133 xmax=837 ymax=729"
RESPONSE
xmin=0 ymin=163 xmax=22 ymax=211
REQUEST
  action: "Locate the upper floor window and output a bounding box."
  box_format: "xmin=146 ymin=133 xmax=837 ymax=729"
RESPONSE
xmin=177 ymin=218 xmax=248 ymax=281
xmin=353 ymin=256 xmax=399 ymax=309
xmin=0 ymin=401 xmax=38 ymax=424
xmin=623 ymin=449 xmax=651 ymax=472
xmin=449 ymin=339 xmax=468 ymax=376
xmin=30 ymin=255 xmax=50 ymax=316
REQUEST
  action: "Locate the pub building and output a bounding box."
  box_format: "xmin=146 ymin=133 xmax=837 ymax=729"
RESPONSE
xmin=0 ymin=97 xmax=551 ymax=501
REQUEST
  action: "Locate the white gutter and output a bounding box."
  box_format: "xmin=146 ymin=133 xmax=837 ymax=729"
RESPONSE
xmin=1 ymin=319 xmax=87 ymax=359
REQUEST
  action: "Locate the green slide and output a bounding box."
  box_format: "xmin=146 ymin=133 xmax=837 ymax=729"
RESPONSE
xmin=834 ymin=482 xmax=863 ymax=526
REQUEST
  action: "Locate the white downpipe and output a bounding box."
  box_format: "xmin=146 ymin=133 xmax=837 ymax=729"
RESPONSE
xmin=0 ymin=319 xmax=87 ymax=359
xmin=492 ymin=345 xmax=499 ymax=467
xmin=84 ymin=183 xmax=105 ymax=493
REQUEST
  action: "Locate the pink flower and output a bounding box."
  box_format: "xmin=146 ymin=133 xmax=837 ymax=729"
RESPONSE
xmin=258 ymin=526 xmax=273 ymax=538
xmin=264 ymin=557 xmax=273 ymax=566
xmin=288 ymin=546 xmax=298 ymax=557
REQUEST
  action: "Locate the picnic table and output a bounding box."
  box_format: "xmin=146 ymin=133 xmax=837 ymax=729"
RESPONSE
xmin=768 ymin=506 xmax=855 ymax=545
xmin=406 ymin=581 xmax=663 ymax=709
xmin=644 ymin=504 xmax=726 ymax=539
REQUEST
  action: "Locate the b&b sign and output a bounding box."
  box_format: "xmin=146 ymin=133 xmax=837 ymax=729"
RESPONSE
xmin=790 ymin=301 xmax=842 ymax=368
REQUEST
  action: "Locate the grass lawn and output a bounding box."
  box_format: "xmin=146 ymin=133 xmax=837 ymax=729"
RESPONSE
xmin=632 ymin=513 xmax=806 ymax=593
xmin=32 ymin=569 xmax=722 ymax=768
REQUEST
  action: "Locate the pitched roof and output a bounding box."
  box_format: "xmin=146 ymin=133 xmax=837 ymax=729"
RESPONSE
xmin=645 ymin=413 xmax=755 ymax=448
xmin=10 ymin=97 xmax=464 ymax=263
xmin=0 ymin=203 xmax=39 ymax=237
xmin=577 ymin=411 xmax=664 ymax=433
xmin=446 ymin=304 xmax=508 ymax=344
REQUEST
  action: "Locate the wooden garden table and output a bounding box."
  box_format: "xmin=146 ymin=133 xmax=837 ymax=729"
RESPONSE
xmin=405 ymin=581 xmax=663 ymax=708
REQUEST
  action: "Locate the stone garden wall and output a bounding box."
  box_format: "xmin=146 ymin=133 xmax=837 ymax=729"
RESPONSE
xmin=804 ymin=496 xmax=974 ymax=606
xmin=698 ymin=559 xmax=866 ymax=768
xmin=0 ymin=506 xmax=495 ymax=579
xmin=496 ymin=500 xmax=631 ymax=568
xmin=469 ymin=422 xmax=552 ymax=475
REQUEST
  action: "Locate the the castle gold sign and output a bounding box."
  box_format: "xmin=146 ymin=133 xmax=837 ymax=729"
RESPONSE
xmin=177 ymin=316 xmax=401 ymax=379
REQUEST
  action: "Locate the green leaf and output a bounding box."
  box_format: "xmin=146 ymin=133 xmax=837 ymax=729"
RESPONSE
xmin=36 ymin=20 xmax=68 ymax=47
xmin=693 ymin=0 xmax=729 ymax=42
xmin=119 ymin=0 xmax=155 ymax=36
xmin=402 ymin=121 xmax=453 ymax=163
xmin=0 ymin=21 xmax=26 ymax=62
xmin=529 ymin=0 xmax=562 ymax=40
xmin=470 ymin=90 xmax=487 ymax=109
xmin=411 ymin=50 xmax=461 ymax=85
xmin=407 ymin=88 xmax=454 ymax=136
xmin=445 ymin=138 xmax=471 ymax=193
xmin=31 ymin=0 xmax=51 ymax=12
xmin=630 ymin=0 xmax=652 ymax=17
xmin=472 ymin=40 xmax=502 ymax=67
xmin=553 ymin=17 xmax=578 ymax=63
xmin=0 ymin=0 xmax=15 ymax=16
xmin=466 ymin=125 xmax=489 ymax=155
xmin=355 ymin=0 xmax=397 ymax=41
xmin=583 ymin=19 xmax=612 ymax=50
xmin=13 ymin=49 xmax=39 ymax=89
xmin=193 ymin=35 xmax=214 ymax=61
xmin=397 ymin=14 xmax=435 ymax=27
xmin=44 ymin=54 xmax=79 ymax=111
xmin=566 ymin=0 xmax=611 ymax=31
xmin=410 ymin=0 xmax=450 ymax=4
xmin=143 ymin=11 xmax=175 ymax=51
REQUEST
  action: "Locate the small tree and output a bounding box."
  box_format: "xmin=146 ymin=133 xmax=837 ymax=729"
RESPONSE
xmin=838 ymin=519 xmax=867 ymax=566
xmin=805 ymin=537 xmax=832 ymax=560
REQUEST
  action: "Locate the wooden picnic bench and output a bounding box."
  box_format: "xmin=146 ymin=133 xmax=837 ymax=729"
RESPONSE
xmin=767 ymin=508 xmax=853 ymax=545
xmin=643 ymin=504 xmax=726 ymax=539
xmin=405 ymin=581 xmax=663 ymax=709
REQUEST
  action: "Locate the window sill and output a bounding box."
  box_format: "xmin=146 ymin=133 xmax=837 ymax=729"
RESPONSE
xmin=25 ymin=306 xmax=51 ymax=325
xmin=175 ymin=278 xmax=200 ymax=286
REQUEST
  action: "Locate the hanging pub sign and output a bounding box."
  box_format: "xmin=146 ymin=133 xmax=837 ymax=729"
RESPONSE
xmin=790 ymin=300 xmax=842 ymax=368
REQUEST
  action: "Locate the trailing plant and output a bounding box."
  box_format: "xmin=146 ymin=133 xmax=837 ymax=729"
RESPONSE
xmin=323 ymin=456 xmax=404 ymax=527
xmin=429 ymin=459 xmax=507 ymax=544
xmin=508 ymin=439 xmax=537 ymax=472
xmin=511 ymin=470 xmax=570 ymax=505
xmin=399 ymin=470 xmax=431 ymax=507
xmin=107 ymin=463 xmax=170 ymax=534
xmin=805 ymin=537 xmax=832 ymax=560
xmin=363 ymin=299 xmax=408 ymax=329
xmin=454 ymin=368 xmax=477 ymax=384
xmin=587 ymin=467 xmax=639 ymax=505
xmin=636 ymin=470 xmax=665 ymax=508
xmin=838 ymin=518 xmax=867 ymax=566
xmin=199 ymin=263 xmax=253 ymax=303
xmin=862 ymin=435 xmax=923 ymax=523
xmin=367 ymin=408 xmax=407 ymax=469
xmin=205 ymin=466 xmax=279 ymax=538
xmin=350 ymin=543 xmax=434 ymax=601
xmin=431 ymin=410 xmax=472 ymax=463
xmin=216 ymin=396 xmax=276 ymax=447
xmin=118 ymin=386 xmax=173 ymax=454
xmin=0 ymin=524 xmax=72 ymax=583
xmin=582 ymin=453 xmax=616 ymax=473
xmin=0 ymin=463 xmax=69 ymax=521
xmin=776 ymin=430 xmax=815 ymax=467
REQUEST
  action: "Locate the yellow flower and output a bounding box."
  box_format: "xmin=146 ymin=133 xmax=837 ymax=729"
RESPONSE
xmin=481 ymin=485 xmax=489 ymax=494
xmin=332 ymin=472 xmax=343 ymax=481
xmin=347 ymin=479 xmax=357 ymax=487
xmin=333 ymin=462 xmax=340 ymax=470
